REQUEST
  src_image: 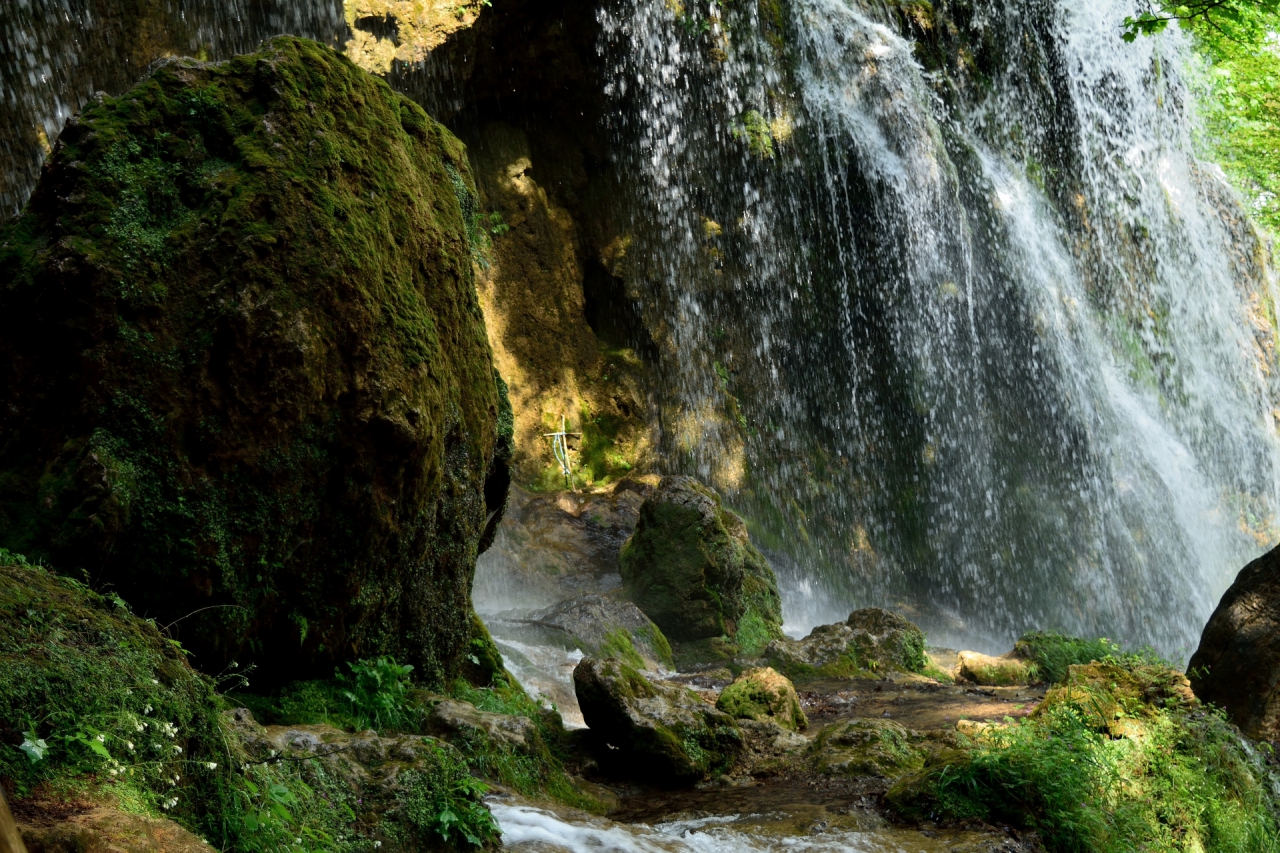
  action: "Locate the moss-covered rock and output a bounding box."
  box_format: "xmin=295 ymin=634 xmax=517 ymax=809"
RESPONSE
xmin=715 ymin=667 xmax=807 ymax=732
xmin=884 ymin=654 xmax=1280 ymax=850
xmin=573 ymin=657 xmax=743 ymax=785
xmin=766 ymin=608 xmax=927 ymax=680
xmin=619 ymin=476 xmax=782 ymax=648
xmin=523 ymin=594 xmax=674 ymax=671
xmin=0 ymin=37 xmax=510 ymax=686
xmin=1034 ymin=660 xmax=1197 ymax=736
xmin=811 ymin=718 xmax=925 ymax=778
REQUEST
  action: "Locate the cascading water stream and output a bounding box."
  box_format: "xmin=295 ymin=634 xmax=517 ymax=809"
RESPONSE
xmin=596 ymin=0 xmax=1280 ymax=656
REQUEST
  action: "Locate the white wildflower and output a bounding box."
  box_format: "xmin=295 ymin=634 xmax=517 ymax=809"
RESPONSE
xmin=95 ymin=734 xmax=105 ymax=742
xmin=206 ymin=762 xmax=218 ymax=770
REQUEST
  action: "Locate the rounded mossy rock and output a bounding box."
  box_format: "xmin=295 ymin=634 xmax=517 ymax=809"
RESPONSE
xmin=765 ymin=608 xmax=927 ymax=680
xmin=618 ymin=475 xmax=782 ymax=645
xmin=811 ymin=718 xmax=926 ymax=778
xmin=0 ymin=37 xmax=512 ymax=685
xmin=0 ymin=556 xmax=227 ymax=810
xmin=573 ymin=657 xmax=743 ymax=785
xmin=715 ymin=667 xmax=807 ymax=732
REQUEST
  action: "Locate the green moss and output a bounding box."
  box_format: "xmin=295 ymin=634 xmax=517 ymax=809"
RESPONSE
xmin=638 ymin=623 xmax=675 ymax=669
xmin=814 ymin=719 xmax=925 ymax=778
xmin=888 ymin=657 xmax=1280 ymax=852
xmin=734 ymin=110 xmax=775 ymax=159
xmin=735 ymin=609 xmax=772 ymax=657
xmin=600 ymin=629 xmax=647 ymax=670
xmin=716 ymin=669 xmax=807 ymax=731
xmin=620 ymin=478 xmax=783 ymax=647
xmin=0 ymin=37 xmax=507 ymax=687
xmin=0 ymin=561 xmax=227 ymax=814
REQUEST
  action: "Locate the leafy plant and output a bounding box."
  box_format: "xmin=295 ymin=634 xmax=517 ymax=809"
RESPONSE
xmin=894 ymin=656 xmax=1280 ymax=852
xmin=336 ymin=656 xmax=415 ymax=732
xmin=1015 ymin=631 xmax=1120 ymax=684
xmin=396 ymin=745 xmax=500 ymax=848
xmin=1123 ymin=0 xmax=1280 ymax=42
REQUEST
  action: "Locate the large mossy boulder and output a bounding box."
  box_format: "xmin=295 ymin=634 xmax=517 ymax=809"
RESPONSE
xmin=0 ymin=37 xmax=512 ymax=684
xmin=573 ymin=657 xmax=743 ymax=784
xmin=618 ymin=476 xmax=781 ymax=650
xmin=1188 ymin=543 xmax=1280 ymax=741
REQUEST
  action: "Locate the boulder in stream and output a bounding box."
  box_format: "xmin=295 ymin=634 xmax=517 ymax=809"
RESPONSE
xmin=619 ymin=476 xmax=782 ymax=652
xmin=525 ymin=593 xmax=674 ymax=671
xmin=573 ymin=657 xmax=743 ymax=784
xmin=1188 ymin=543 xmax=1280 ymax=741
xmin=766 ymin=608 xmax=928 ymax=680
xmin=716 ymin=667 xmax=808 ymax=731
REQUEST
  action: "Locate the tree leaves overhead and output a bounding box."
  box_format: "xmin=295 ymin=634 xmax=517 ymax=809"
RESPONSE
xmin=1123 ymin=0 xmax=1280 ymax=42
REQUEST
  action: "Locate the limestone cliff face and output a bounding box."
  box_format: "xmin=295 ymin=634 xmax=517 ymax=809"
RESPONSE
xmin=0 ymin=37 xmax=510 ymax=686
xmin=469 ymin=122 xmax=653 ymax=489
xmin=343 ymin=0 xmax=489 ymax=75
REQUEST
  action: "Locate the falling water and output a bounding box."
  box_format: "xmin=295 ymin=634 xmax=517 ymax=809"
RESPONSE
xmin=3 ymin=0 xmax=1277 ymax=659
xmin=598 ymin=0 xmax=1280 ymax=656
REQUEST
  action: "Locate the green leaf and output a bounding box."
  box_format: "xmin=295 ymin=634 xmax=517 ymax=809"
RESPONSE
xmin=18 ymin=731 xmax=48 ymax=763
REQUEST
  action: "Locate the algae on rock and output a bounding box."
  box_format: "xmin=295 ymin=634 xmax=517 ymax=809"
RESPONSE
xmin=0 ymin=37 xmax=509 ymax=686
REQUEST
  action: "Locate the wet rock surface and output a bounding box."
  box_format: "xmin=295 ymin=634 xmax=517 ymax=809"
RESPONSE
xmin=510 ymin=594 xmax=674 ymax=671
xmin=574 ymin=657 xmax=744 ymax=784
xmin=475 ymin=482 xmax=653 ymax=611
xmin=1189 ymin=542 xmax=1280 ymax=740
xmin=620 ymin=476 xmax=782 ymax=646
xmin=766 ymin=608 xmax=928 ymax=680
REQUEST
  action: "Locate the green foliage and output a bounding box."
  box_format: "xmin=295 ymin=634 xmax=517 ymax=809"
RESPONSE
xmin=445 ymin=679 xmax=607 ymax=813
xmin=336 ymin=657 xmax=415 ymax=732
xmin=395 ymin=746 xmax=499 ymax=849
xmin=0 ymin=561 xmax=229 ymax=820
xmin=1016 ymin=631 xmax=1121 ymax=684
xmin=734 ymin=110 xmax=776 ymax=158
xmin=892 ymin=658 xmax=1280 ymax=853
xmin=1123 ymin=1 xmax=1280 ymax=42
xmin=1183 ymin=5 xmax=1280 ymax=235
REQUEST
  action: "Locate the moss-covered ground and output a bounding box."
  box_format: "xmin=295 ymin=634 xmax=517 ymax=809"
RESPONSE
xmin=1 ymin=552 xmax=603 ymax=851
xmin=888 ymin=648 xmax=1280 ymax=853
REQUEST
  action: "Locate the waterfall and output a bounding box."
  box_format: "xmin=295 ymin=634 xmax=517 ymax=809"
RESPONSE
xmin=598 ymin=0 xmax=1280 ymax=656
xmin=3 ymin=0 xmax=1277 ymax=658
